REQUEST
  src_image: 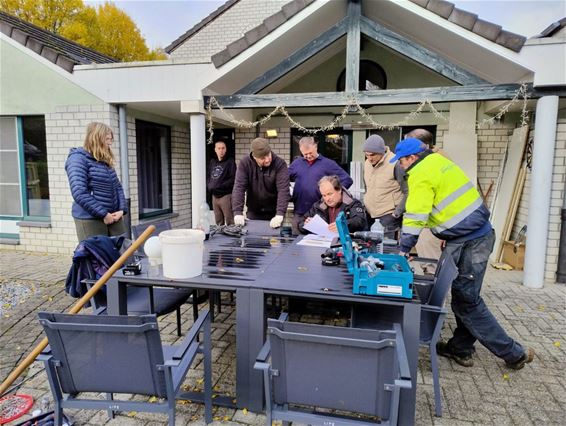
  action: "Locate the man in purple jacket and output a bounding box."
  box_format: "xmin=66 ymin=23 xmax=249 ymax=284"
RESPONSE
xmin=289 ymin=137 xmax=353 ymax=235
xmin=232 ymin=138 xmax=290 ymax=228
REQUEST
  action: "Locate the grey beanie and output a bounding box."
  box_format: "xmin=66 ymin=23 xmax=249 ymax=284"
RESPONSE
xmin=363 ymin=134 xmax=386 ymax=154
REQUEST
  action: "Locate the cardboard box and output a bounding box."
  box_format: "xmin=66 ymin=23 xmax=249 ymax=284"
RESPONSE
xmin=501 ymin=240 xmax=525 ymax=270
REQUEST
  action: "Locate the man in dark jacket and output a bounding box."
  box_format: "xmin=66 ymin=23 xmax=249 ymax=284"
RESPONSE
xmin=232 ymin=138 xmax=290 ymax=228
xmin=299 ymin=175 xmax=366 ymax=234
xmin=207 ymin=140 xmax=236 ymax=225
xmin=289 ymin=136 xmax=353 ymax=235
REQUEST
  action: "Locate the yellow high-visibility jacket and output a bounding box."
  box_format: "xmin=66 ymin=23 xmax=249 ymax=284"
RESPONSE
xmin=399 ymin=152 xmax=491 ymax=253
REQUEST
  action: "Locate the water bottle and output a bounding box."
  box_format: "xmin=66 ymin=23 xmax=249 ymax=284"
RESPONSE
xmin=199 ymin=201 xmax=211 ymax=240
xmin=370 ymin=220 xmax=384 ymax=254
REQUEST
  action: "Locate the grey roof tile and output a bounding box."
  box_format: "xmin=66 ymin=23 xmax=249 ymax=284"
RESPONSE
xmin=448 ymin=8 xmax=477 ymax=31
xmin=472 ymin=18 xmax=502 ymax=42
xmin=411 ymin=0 xmax=430 ymax=7
xmin=244 ymin=24 xmax=269 ymax=46
xmin=205 ymin=0 xmax=530 ymax=69
xmin=211 ymin=49 xmax=232 ymax=68
xmin=0 ymin=10 xmax=116 ymax=71
xmin=495 ymin=29 xmax=527 ymax=52
xmin=211 ymin=0 xmax=314 ymax=68
xmin=264 ymin=11 xmax=287 ymax=32
xmin=409 ymin=0 xmax=527 ymax=51
xmin=165 ymin=0 xmax=241 ymax=53
xmin=427 ymin=0 xmax=454 ymax=19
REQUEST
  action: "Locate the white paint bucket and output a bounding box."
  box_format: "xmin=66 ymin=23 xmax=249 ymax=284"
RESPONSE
xmin=159 ymin=229 xmax=205 ymax=279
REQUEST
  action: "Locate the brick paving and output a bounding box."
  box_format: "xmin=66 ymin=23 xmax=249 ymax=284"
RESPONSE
xmin=1 ymin=249 xmax=565 ymax=425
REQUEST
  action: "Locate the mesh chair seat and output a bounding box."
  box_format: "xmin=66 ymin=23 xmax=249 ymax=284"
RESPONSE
xmin=255 ymin=315 xmax=411 ymax=426
xmin=38 ymin=311 xmax=212 ymax=426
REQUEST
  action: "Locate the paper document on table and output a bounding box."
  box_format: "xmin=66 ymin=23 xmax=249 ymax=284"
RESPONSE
xmin=303 ymin=214 xmax=338 ymax=238
xmin=297 ymin=234 xmax=333 ymax=248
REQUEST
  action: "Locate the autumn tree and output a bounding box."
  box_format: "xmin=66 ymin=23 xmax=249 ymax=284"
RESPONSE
xmin=0 ymin=0 xmax=166 ymax=61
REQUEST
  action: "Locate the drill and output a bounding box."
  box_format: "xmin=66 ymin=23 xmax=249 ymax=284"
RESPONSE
xmin=351 ymin=231 xmax=383 ymax=253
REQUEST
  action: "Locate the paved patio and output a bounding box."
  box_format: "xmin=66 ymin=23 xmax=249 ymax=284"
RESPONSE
xmin=1 ymin=249 xmax=564 ymax=425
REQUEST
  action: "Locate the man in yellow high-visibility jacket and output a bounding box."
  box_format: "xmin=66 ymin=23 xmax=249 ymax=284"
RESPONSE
xmin=392 ymin=138 xmax=534 ymax=370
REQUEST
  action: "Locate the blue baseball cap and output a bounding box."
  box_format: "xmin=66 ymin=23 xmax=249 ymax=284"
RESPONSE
xmin=389 ymin=138 xmax=426 ymax=163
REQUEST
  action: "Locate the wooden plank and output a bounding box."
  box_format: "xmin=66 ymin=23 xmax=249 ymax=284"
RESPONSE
xmin=345 ymin=0 xmax=361 ymax=92
xmin=236 ymin=19 xmax=348 ymax=95
xmin=505 ymin=166 xmax=527 ymax=240
xmin=360 ymin=16 xmax=487 ymax=86
xmin=206 ymin=83 xmax=566 ymax=109
xmin=491 ymin=126 xmax=529 ymax=262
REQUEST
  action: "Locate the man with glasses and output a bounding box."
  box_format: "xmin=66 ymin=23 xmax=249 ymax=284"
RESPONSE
xmin=362 ymin=134 xmax=407 ymax=238
xmin=289 ymin=137 xmax=353 ymax=235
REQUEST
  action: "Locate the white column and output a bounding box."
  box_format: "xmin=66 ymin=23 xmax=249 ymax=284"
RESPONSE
xmin=190 ymin=113 xmax=207 ymax=228
xmin=524 ymin=96 xmax=559 ymax=288
xmin=117 ymin=105 xmax=130 ymax=198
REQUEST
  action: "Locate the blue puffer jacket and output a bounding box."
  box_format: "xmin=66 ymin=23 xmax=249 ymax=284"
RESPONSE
xmin=65 ymin=147 xmax=127 ymax=219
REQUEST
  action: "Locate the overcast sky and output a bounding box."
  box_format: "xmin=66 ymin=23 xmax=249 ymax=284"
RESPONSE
xmin=85 ymin=0 xmax=566 ymax=50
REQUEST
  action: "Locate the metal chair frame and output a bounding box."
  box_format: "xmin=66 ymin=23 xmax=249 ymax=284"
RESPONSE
xmin=38 ymin=310 xmax=212 ymax=426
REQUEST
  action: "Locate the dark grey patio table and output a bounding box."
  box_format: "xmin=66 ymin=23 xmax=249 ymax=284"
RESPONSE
xmin=107 ymin=222 xmax=420 ymax=425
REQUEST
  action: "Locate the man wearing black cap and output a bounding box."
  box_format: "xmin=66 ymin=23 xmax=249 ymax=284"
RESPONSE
xmin=362 ymin=134 xmax=407 ymax=238
xmin=393 ymin=138 xmax=534 ymax=370
xmin=232 ymin=138 xmax=290 ymax=228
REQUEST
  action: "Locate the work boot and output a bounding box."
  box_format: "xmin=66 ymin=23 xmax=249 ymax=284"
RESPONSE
xmin=506 ymin=347 xmax=535 ymax=370
xmin=436 ymin=340 xmax=474 ymax=367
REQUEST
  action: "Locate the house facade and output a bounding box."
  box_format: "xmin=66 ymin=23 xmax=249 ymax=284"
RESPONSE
xmin=0 ymin=0 xmax=564 ymax=287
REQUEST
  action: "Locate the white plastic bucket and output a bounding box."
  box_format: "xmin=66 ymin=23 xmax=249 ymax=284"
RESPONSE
xmin=159 ymin=229 xmax=206 ymax=279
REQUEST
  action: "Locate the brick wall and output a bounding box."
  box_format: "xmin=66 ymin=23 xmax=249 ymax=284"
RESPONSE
xmin=14 ymin=104 xmax=119 ymax=255
xmin=170 ymin=0 xmax=288 ymax=61
xmin=170 ymin=124 xmax=192 ymax=228
xmin=476 ymin=122 xmax=515 ymax=210
xmin=234 ymin=126 xmax=291 ymax=163
xmin=9 ymin=105 xmax=192 ymax=255
xmin=511 ymin=119 xmax=566 ymax=282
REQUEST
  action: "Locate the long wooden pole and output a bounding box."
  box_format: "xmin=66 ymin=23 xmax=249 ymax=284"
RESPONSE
xmin=0 ymin=225 xmax=156 ymax=396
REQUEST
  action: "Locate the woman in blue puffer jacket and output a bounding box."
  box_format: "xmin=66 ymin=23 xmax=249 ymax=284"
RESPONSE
xmin=65 ymin=122 xmax=127 ymax=241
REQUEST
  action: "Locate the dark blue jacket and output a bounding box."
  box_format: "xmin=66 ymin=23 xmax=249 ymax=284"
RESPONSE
xmin=65 ymin=235 xmax=123 ymax=299
xmin=65 ymin=148 xmax=127 ymax=219
xmin=289 ymin=154 xmax=353 ymax=215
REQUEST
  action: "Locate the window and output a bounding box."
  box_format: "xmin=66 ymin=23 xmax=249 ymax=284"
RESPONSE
xmin=291 ymin=129 xmax=353 ymax=173
xmin=336 ymin=60 xmax=387 ymax=92
xmin=136 ymin=120 xmax=172 ymax=219
xmin=22 ymin=116 xmax=50 ymax=217
xmin=0 ymin=116 xmax=50 ymax=219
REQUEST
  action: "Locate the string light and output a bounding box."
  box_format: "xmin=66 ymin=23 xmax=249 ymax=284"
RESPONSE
xmin=206 ymin=84 xmax=530 ymax=142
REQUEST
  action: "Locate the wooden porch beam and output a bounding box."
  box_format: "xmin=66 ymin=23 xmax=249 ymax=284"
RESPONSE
xmin=359 ymin=16 xmax=487 ymax=86
xmin=236 ymin=19 xmax=348 ymax=95
xmin=345 ymin=0 xmax=361 ymax=92
xmin=205 ymin=83 xmax=566 ymax=109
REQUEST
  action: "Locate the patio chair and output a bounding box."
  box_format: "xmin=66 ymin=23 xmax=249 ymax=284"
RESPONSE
xmin=255 ymin=314 xmax=412 ymax=426
xmin=82 ymin=252 xmax=195 ymax=337
xmin=37 ymin=310 xmax=212 ymax=426
xmin=418 ymin=254 xmax=458 ymax=417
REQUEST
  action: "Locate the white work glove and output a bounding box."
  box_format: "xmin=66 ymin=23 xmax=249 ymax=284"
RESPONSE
xmin=234 ymin=215 xmax=245 ymax=226
xmin=269 ymin=215 xmax=284 ymax=229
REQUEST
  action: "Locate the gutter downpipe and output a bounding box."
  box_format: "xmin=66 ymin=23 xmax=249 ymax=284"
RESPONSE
xmin=523 ymin=96 xmax=559 ymax=288
xmin=557 ymin=157 xmax=566 ymax=283
xmin=118 ymin=104 xmax=132 ymax=238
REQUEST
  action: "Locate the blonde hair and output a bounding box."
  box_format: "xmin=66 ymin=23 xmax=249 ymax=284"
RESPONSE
xmin=83 ymin=122 xmax=115 ymax=167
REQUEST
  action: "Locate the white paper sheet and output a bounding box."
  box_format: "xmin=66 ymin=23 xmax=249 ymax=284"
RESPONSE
xmin=303 ymin=214 xmax=338 ymax=239
xmin=296 ymin=234 xmax=333 ymax=248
